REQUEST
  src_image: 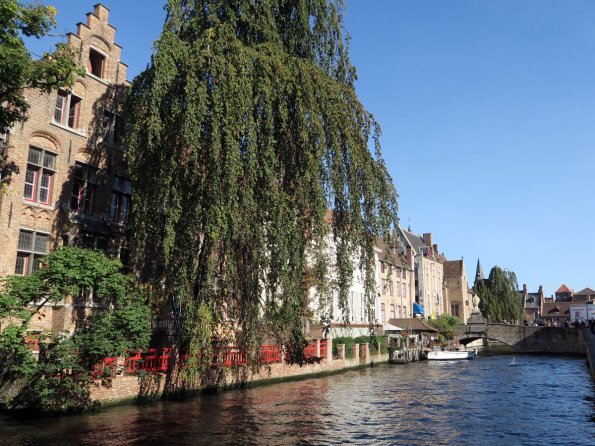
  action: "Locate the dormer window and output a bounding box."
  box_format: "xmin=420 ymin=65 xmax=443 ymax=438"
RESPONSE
xmin=88 ymin=48 xmax=105 ymax=78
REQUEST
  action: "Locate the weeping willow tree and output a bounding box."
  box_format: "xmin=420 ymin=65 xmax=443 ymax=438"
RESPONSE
xmin=125 ymin=0 xmax=399 ymax=366
xmin=475 ymin=266 xmax=523 ymax=323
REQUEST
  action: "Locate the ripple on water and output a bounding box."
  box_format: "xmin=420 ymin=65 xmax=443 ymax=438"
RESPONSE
xmin=0 ymin=355 xmax=594 ymax=446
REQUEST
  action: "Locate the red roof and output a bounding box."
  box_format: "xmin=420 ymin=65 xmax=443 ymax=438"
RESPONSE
xmin=555 ymin=284 xmax=573 ymax=294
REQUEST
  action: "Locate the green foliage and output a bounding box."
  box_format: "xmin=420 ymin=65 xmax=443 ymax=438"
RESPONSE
xmin=427 ymin=314 xmax=461 ymax=339
xmin=0 ymin=247 xmax=131 ymax=321
xmin=0 ymin=325 xmax=36 ymax=388
xmin=125 ymin=0 xmax=398 ymax=366
xmin=475 ymin=266 xmax=523 ymax=323
xmin=76 ymin=291 xmax=152 ymax=363
xmin=11 ymin=339 xmax=94 ymax=415
xmin=332 ymin=335 xmax=388 ymax=357
xmin=0 ymin=247 xmax=152 ymax=414
xmin=0 ymin=0 xmax=80 ymax=129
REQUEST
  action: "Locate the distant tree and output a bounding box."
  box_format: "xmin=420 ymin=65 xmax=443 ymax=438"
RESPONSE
xmin=428 ymin=314 xmax=461 ymax=339
xmin=475 ymin=266 xmax=523 ymax=323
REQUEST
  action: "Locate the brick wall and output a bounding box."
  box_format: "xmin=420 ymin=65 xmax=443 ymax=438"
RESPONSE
xmin=89 ymin=349 xmax=389 ymax=405
xmin=0 ymin=4 xmax=130 ymax=334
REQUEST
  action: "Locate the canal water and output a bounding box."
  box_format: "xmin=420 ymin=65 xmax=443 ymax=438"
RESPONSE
xmin=1 ymin=355 xmax=594 ymax=445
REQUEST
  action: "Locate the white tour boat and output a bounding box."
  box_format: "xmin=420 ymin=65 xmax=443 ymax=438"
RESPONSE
xmin=426 ymin=349 xmax=477 ymax=360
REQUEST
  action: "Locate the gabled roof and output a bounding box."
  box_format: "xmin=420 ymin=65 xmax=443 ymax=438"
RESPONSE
xmin=398 ymin=226 xmax=426 ymax=256
xmin=555 ymin=284 xmax=573 ymax=294
xmin=574 ymin=287 xmax=595 ymax=296
xmin=388 ymin=318 xmax=438 ymax=332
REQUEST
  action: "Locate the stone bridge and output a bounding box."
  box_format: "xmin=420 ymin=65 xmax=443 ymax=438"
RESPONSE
xmin=455 ymin=323 xmax=588 ymax=355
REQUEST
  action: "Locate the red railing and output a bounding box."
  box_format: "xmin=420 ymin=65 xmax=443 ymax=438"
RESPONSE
xmin=125 ymin=351 xmax=142 ymax=373
xmin=92 ymin=356 xmax=117 ymax=378
xmin=304 ymin=341 xmax=318 ymax=359
xmin=218 ymin=346 xmax=248 ymax=367
xmin=320 ymin=340 xmax=327 ymax=358
xmin=91 ymin=339 xmax=328 ymax=377
xmin=260 ymin=344 xmax=282 ymax=363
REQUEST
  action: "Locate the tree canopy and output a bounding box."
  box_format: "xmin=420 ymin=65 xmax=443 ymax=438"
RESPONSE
xmin=0 ymin=247 xmax=151 ymax=412
xmin=427 ymin=314 xmax=461 ymax=340
xmin=0 ymin=0 xmax=79 ymax=130
xmin=125 ymin=0 xmax=399 ymax=362
xmin=474 ymin=266 xmax=523 ymax=323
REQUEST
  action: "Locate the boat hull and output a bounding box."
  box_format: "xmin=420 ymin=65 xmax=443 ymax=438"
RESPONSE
xmin=427 ymin=349 xmax=477 ymax=360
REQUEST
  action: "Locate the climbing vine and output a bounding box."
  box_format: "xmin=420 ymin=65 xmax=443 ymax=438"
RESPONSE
xmin=125 ymin=0 xmax=399 ymax=365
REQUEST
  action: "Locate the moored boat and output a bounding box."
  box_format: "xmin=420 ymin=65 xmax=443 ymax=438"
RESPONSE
xmin=426 ymin=349 xmax=477 ymax=360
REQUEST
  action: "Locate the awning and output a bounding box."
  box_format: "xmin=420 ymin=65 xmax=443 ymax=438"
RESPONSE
xmin=382 ymin=323 xmax=404 ymax=332
xmin=413 ymin=303 xmax=424 ymax=315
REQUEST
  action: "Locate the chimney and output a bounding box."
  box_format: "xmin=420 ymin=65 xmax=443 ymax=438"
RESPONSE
xmin=422 ymin=233 xmax=432 ymax=249
xmin=523 ymin=284 xmax=527 ymax=292
xmin=406 ymin=245 xmax=413 ymax=269
xmin=433 ymin=244 xmax=438 ymax=256
xmin=538 ymin=285 xmax=543 ymax=295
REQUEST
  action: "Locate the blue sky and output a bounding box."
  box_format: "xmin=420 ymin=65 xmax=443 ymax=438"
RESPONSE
xmin=26 ymin=1 xmax=595 ymax=297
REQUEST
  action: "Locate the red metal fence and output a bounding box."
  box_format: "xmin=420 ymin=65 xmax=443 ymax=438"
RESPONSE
xmin=92 ymin=340 xmax=323 ymax=378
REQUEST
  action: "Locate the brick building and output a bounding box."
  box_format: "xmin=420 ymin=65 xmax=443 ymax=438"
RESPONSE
xmin=377 ymin=239 xmax=415 ymax=324
xmin=518 ymin=284 xmax=544 ymax=322
xmin=0 ymin=4 xmax=131 ymax=333
xmin=443 ymin=258 xmax=474 ymax=322
xmin=397 ymin=226 xmax=446 ymax=318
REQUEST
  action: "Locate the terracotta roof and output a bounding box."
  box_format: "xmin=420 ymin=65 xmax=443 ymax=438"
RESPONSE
xmin=555 ymin=284 xmax=573 ymax=294
xmin=388 ymin=318 xmax=438 ymax=332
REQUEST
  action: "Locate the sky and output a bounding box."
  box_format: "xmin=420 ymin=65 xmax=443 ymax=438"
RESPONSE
xmin=25 ymin=1 xmax=595 ymax=297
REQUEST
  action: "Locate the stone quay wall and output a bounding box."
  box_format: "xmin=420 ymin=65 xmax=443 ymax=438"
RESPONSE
xmin=584 ymin=329 xmax=595 ymax=379
xmin=90 ymin=343 xmax=389 ymax=406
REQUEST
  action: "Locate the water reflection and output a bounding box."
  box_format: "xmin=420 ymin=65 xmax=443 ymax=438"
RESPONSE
xmin=0 ymin=355 xmax=593 ymax=445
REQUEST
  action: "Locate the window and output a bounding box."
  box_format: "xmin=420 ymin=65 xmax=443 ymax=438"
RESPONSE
xmin=390 ymin=304 xmax=395 ymax=320
xmin=88 ymin=48 xmax=105 ymax=78
xmin=23 ymin=147 xmax=56 ymax=204
xmin=381 ymin=303 xmax=386 ymax=323
xmin=54 ymin=90 xmax=82 ymax=129
xmin=111 ymin=176 xmax=132 ymax=223
xmin=71 ymin=162 xmax=97 ymax=215
xmin=15 ymin=230 xmax=49 ymax=275
xmin=380 ymin=261 xmax=385 ymax=274
xmin=388 ymin=280 xmax=394 ymax=296
xmin=380 ymin=278 xmax=386 ymax=295
xmin=360 ymin=293 xmax=365 ymax=323
xmin=451 ymin=303 xmax=460 ymax=318
xmin=102 ymin=110 xmax=123 ymax=147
